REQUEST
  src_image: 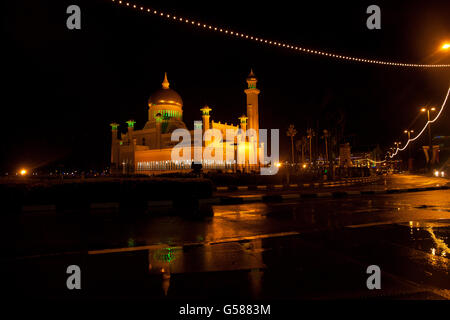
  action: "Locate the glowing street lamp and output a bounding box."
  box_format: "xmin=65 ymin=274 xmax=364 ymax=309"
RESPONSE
xmin=404 ymin=129 xmax=414 ymax=138
xmin=442 ymin=43 xmax=450 ymax=50
xmin=20 ymin=169 xmax=27 ymax=176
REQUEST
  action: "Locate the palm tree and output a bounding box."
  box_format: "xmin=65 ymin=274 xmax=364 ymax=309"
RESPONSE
xmin=295 ymin=138 xmax=306 ymax=163
xmin=306 ymin=128 xmax=315 ymax=163
xmin=301 ymin=136 xmax=307 ymax=162
xmin=286 ymin=125 xmax=297 ymax=164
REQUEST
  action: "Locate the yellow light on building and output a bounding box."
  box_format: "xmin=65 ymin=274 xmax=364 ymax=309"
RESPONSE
xmin=20 ymin=169 xmax=27 ymax=176
xmin=275 ymin=162 xmax=282 ymax=168
xmin=442 ymin=43 xmax=450 ymax=50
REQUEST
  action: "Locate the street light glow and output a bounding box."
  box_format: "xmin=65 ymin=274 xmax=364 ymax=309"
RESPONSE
xmin=20 ymin=169 xmax=27 ymax=176
xmin=442 ymin=43 xmax=450 ymax=50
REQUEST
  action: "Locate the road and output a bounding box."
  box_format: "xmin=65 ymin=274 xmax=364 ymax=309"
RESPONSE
xmin=2 ymin=174 xmax=450 ymax=300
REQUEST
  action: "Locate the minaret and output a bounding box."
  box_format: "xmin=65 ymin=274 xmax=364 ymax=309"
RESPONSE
xmin=238 ymin=114 xmax=248 ymax=133
xmin=110 ymin=122 xmax=119 ymax=173
xmin=126 ymin=120 xmax=136 ymax=173
xmin=244 ymin=69 xmax=260 ymax=144
xmin=126 ymin=120 xmax=136 ymax=144
xmin=200 ymin=105 xmax=212 ymax=133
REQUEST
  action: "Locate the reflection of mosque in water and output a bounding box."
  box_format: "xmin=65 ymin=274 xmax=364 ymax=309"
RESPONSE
xmin=148 ymin=238 xmax=265 ymax=297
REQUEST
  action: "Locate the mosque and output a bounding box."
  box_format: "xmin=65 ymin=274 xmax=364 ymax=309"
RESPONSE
xmin=110 ymin=70 xmax=263 ymax=174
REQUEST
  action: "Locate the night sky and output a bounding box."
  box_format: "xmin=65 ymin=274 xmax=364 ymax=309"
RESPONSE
xmin=3 ymin=0 xmax=450 ymax=173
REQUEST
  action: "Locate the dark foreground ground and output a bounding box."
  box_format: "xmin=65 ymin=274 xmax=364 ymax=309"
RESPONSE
xmin=2 ymin=174 xmax=449 ymax=305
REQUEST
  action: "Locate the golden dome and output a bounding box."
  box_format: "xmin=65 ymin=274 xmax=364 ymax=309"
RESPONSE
xmin=148 ymin=73 xmax=183 ymax=107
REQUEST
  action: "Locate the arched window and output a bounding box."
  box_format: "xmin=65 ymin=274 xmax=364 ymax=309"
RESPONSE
xmin=142 ymin=137 xmax=146 ymax=146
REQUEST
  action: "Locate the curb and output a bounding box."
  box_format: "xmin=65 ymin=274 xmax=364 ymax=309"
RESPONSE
xmin=214 ymin=176 xmax=380 ymax=192
xmin=18 ymin=184 xmax=448 ymax=213
xmin=219 ymin=184 xmax=448 ymax=204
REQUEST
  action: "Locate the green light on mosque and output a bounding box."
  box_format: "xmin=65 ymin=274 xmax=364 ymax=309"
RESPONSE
xmin=126 ymin=120 xmax=136 ymax=128
xmin=154 ymin=109 xmax=180 ymax=120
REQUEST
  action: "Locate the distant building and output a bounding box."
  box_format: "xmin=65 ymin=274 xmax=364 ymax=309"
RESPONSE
xmin=110 ymin=71 xmax=263 ymax=174
xmin=351 ymin=144 xmax=382 ymax=168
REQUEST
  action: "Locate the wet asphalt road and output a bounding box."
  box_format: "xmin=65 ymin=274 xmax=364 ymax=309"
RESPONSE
xmin=2 ymin=174 xmax=450 ymax=300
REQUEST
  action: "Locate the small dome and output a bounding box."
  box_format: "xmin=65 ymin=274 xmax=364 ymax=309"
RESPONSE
xmin=148 ymin=73 xmax=183 ymax=107
xmin=148 ymin=88 xmax=183 ymax=107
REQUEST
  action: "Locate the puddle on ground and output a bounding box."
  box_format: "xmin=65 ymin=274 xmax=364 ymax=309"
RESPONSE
xmin=395 ymin=221 xmax=450 ymax=259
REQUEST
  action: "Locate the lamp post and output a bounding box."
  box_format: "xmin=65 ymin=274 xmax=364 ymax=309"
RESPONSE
xmin=421 ymin=107 xmax=435 ymax=149
xmin=306 ymin=128 xmax=315 ymax=165
xmin=421 ymin=107 xmax=436 ymax=168
xmin=323 ymin=129 xmax=329 ymax=163
xmin=393 ymin=142 xmax=401 ymax=172
xmin=404 ymin=129 xmax=414 ymax=171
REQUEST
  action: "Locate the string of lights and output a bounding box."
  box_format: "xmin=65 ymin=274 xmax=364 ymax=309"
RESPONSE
xmin=109 ymin=0 xmax=449 ymax=163
xmin=109 ymin=0 xmax=450 ymax=68
xmin=389 ymin=86 xmax=450 ymax=158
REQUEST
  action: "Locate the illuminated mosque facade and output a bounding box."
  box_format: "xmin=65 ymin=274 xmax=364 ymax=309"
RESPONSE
xmin=110 ymin=70 xmax=263 ymax=174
